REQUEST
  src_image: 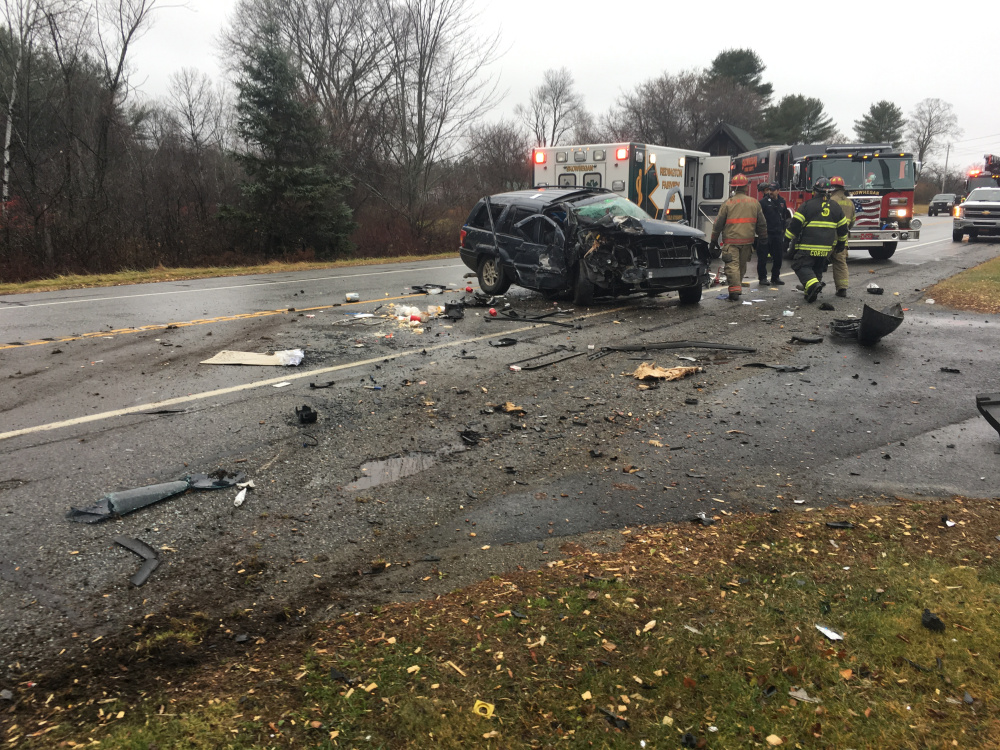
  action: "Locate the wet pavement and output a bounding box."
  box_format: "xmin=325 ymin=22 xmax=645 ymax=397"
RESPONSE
xmin=2 ymin=217 xmax=999 ymax=676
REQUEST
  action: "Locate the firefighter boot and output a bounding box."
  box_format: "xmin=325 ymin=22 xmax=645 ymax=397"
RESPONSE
xmin=836 ymin=288 xmax=847 ymax=298
xmin=804 ymin=278 xmax=825 ymax=303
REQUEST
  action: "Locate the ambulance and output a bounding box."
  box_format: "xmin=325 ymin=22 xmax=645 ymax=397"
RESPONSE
xmin=530 ymin=143 xmax=733 ymax=237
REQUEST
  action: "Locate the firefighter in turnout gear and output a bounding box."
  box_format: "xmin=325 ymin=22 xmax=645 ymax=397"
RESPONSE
xmin=710 ymin=173 xmax=767 ymax=301
xmin=829 ymin=176 xmax=855 ymax=297
xmin=783 ymin=177 xmax=849 ymax=303
xmin=757 ymin=181 xmax=787 ymax=286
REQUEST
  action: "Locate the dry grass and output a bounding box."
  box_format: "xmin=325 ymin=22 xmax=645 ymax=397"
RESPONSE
xmin=0 ymin=253 xmax=460 ymax=297
xmin=927 ymin=254 xmax=1000 ymax=314
xmin=9 ymin=497 xmax=1000 ymax=748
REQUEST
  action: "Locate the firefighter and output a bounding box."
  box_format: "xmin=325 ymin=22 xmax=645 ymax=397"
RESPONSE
xmin=829 ymin=176 xmax=855 ymax=297
xmin=783 ymin=177 xmax=849 ymax=303
xmin=757 ymin=181 xmax=787 ymax=286
xmin=710 ymin=173 xmax=767 ymax=301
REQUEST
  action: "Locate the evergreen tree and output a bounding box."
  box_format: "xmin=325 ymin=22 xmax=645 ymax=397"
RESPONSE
xmin=853 ymin=100 xmax=905 ymax=145
xmin=706 ymin=48 xmax=773 ymax=103
xmin=222 ymin=23 xmax=353 ymax=259
xmin=763 ymin=95 xmax=836 ymax=144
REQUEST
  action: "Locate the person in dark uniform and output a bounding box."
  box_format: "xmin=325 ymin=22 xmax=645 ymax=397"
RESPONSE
xmin=757 ymin=181 xmax=787 ymax=286
xmin=783 ymin=177 xmax=849 ymax=303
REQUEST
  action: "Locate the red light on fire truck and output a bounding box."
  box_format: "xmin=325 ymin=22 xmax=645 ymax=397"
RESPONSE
xmin=615 ymin=147 xmax=628 ymax=161
xmin=969 ymin=169 xmax=981 ymax=177
xmin=533 ymin=151 xmax=546 ymax=165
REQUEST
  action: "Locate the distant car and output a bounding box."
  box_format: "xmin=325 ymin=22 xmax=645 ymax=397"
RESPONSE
xmin=459 ymin=188 xmax=709 ymax=305
xmin=928 ymin=193 xmax=957 ymax=216
xmin=953 ymin=187 xmax=1000 ymax=242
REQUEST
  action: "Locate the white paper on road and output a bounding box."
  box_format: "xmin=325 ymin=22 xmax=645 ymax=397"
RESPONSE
xmin=201 ymin=349 xmax=304 ymax=366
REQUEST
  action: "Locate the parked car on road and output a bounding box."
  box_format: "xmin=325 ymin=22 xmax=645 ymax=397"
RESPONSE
xmin=953 ymin=187 xmax=1000 ymax=242
xmin=928 ymin=193 xmax=957 ymax=216
xmin=459 ymin=188 xmax=710 ymax=305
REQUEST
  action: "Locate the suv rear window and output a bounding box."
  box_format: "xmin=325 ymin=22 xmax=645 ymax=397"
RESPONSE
xmin=467 ymin=201 xmax=506 ymax=229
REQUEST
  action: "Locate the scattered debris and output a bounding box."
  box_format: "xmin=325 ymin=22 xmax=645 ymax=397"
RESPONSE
xmin=443 ymin=302 xmax=465 ymax=320
xmin=472 ymin=700 xmax=495 ymax=718
xmin=825 ymin=521 xmax=854 ymax=529
xmin=597 ymin=707 xmax=630 ymax=730
xmin=187 ymin=471 xmax=247 ymax=490
xmin=272 ymin=382 xmax=292 ymax=388
xmin=592 ymin=340 xmax=755 ymax=360
xmin=409 ymin=283 xmax=446 ymax=295
xmin=819 ymin=302 xmax=835 ymax=311
xmin=296 ymin=405 xmax=318 ymax=424
xmin=507 ymin=346 xmax=587 ymax=371
xmin=922 ymin=608 xmax=946 ymax=632
xmin=831 ymin=302 xmax=904 ymax=345
xmin=345 ymin=292 xmax=360 ymax=302
xmin=200 ymin=349 xmax=304 ymax=366
xmin=976 ymin=393 xmax=1000 ymax=440
xmin=234 ymin=488 xmax=248 ymax=507
xmin=782 ymin=310 xmax=795 ymax=317
xmin=867 ymin=282 xmax=884 ymax=295
xmin=489 ymin=338 xmax=518 ymax=347
xmin=0 ymin=689 xmax=12 ymax=701
xmin=500 ymin=402 xmax=527 ymax=415
xmin=692 ymin=512 xmax=715 ymax=527
xmin=788 ymin=687 xmax=821 ymax=703
xmin=790 ymin=335 xmax=823 ymax=344
xmin=310 ymin=380 xmax=336 ymax=389
xmin=940 ymin=367 xmax=961 ymax=374
xmin=113 ymin=536 xmax=160 ymax=587
xmin=632 ymin=363 xmax=701 ymax=381
xmin=815 ymin=624 xmax=843 ymax=641
xmin=745 ymin=363 xmax=810 ymax=373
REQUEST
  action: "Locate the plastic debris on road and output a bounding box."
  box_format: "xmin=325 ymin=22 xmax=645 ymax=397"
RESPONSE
xmin=632 ymin=363 xmax=701 ymax=381
xmin=201 ymin=349 xmax=304 ymax=366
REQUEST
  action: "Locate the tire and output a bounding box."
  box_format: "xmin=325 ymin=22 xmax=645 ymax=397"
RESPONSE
xmin=572 ymin=262 xmax=594 ymax=306
xmin=968 ymin=230 xmax=979 ymax=242
xmin=952 ymin=229 xmax=964 ymax=242
xmin=868 ymin=242 xmax=897 ymax=260
xmin=678 ymin=285 xmax=702 ymax=305
xmin=929 ymin=210 xmax=935 ymax=217
xmin=477 ymin=255 xmax=511 ymax=295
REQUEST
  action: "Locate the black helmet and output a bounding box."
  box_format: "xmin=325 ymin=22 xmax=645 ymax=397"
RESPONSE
xmin=813 ymin=177 xmax=833 ymax=196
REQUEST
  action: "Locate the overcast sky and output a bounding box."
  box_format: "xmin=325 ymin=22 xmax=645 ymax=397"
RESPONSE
xmin=131 ymin=0 xmax=997 ymax=169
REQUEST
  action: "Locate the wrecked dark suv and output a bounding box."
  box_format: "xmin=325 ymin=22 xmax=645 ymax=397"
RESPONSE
xmin=459 ymin=188 xmax=710 ymax=305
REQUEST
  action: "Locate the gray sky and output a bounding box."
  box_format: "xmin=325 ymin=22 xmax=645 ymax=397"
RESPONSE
xmin=132 ymin=0 xmax=998 ymax=170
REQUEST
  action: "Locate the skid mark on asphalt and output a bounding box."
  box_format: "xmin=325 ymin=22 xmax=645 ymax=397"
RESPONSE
xmin=0 ymin=263 xmax=464 ymax=309
xmin=0 ymin=293 xmax=432 ymax=352
xmin=0 ymin=306 xmax=627 ymax=442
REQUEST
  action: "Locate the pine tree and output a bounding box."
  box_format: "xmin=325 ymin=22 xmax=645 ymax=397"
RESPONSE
xmin=853 ymin=101 xmax=905 ymax=145
xmin=222 ymin=23 xmax=353 ymax=259
xmin=763 ymin=95 xmax=836 ymax=144
xmin=706 ymin=48 xmax=773 ymax=104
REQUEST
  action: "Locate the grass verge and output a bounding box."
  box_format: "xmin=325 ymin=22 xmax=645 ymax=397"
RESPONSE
xmin=6 ymin=497 xmax=1000 ymax=748
xmin=927 ymin=254 xmax=1000 ymax=314
xmin=0 ymin=252 xmax=460 ymax=296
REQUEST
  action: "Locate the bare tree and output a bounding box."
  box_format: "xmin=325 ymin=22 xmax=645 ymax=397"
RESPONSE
xmin=463 ymin=119 xmax=530 ymax=195
xmin=515 ymin=67 xmax=585 ymax=147
xmin=907 ymin=98 xmax=960 ymax=163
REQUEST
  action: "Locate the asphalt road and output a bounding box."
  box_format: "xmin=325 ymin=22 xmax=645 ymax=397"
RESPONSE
xmin=2 ymin=215 xmax=998 ymax=676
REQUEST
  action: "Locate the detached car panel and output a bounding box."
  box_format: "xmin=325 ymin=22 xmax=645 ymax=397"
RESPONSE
xmin=459 ymin=188 xmax=709 ymax=305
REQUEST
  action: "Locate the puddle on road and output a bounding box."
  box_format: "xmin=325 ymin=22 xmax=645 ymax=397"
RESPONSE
xmin=346 ymin=447 xmax=464 ymax=491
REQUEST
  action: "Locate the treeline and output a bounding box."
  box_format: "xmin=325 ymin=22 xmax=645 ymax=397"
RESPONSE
xmin=0 ymin=2 xmax=963 ymax=282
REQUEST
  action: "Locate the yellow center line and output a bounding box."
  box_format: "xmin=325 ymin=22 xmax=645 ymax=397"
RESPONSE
xmin=0 ymin=293 xmax=432 ymax=351
xmin=0 ymin=306 xmax=628 ymax=442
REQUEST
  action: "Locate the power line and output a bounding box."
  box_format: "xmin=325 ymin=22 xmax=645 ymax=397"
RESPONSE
xmin=950 ymin=131 xmax=1000 ymax=145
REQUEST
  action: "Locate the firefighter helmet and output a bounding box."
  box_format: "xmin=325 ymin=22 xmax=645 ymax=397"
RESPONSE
xmin=813 ymin=177 xmax=834 ymax=195
xmin=829 ymin=176 xmax=846 ymax=189
xmin=730 ymin=174 xmax=748 ymax=188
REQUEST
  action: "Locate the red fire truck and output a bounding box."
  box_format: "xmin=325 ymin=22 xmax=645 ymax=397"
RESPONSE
xmin=964 ymin=154 xmax=1000 ymax=197
xmin=730 ymin=143 xmax=921 ymax=260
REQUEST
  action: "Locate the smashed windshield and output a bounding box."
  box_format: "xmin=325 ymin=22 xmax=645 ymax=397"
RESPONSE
xmin=967 ymin=188 xmax=1000 ymax=201
xmin=808 ymin=157 xmax=915 ymax=190
xmin=572 ymin=195 xmax=651 ymax=222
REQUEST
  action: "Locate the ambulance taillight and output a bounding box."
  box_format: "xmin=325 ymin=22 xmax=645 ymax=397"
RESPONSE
xmin=615 ymin=147 xmax=628 ymax=161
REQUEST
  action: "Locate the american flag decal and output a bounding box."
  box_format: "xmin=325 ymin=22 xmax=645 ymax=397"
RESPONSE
xmin=852 ymin=197 xmax=882 ymax=227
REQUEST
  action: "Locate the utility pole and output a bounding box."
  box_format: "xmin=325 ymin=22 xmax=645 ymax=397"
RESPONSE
xmin=941 ymin=143 xmax=951 ymax=192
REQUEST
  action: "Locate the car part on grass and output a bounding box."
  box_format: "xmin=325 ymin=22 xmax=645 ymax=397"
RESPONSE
xmin=67 ymin=480 xmax=191 ymax=523
xmin=113 ymin=536 xmax=160 ymax=586
xmin=976 ymin=393 xmax=1000 ymax=439
xmin=815 ymin=624 xmax=843 ymax=641
xmin=922 ymin=608 xmax=946 ymax=632
xmin=296 ymin=405 xmax=318 ymax=424
xmin=489 ymin=338 xmax=518 ymax=347
xmin=200 ymin=349 xmax=304 ymax=366
xmin=589 ymin=339 xmax=756 ymax=360
xmin=598 ymin=707 xmax=630 ymax=730
xmin=831 ymin=302 xmax=904 ymax=345
xmin=790 ymin=335 xmax=823 ymax=344
xmin=692 ymin=512 xmax=715 ymax=527
xmin=745 ymin=363 xmax=811 ymax=373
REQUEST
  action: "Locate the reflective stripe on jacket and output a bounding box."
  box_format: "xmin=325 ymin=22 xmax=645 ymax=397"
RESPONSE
xmin=832 ymin=189 xmax=855 ymax=229
xmin=784 ymin=196 xmax=849 ymax=257
xmin=712 ymin=193 xmax=767 ymax=246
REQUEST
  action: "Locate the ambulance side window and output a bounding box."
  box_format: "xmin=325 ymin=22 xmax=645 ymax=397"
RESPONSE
xmin=703 ymin=173 xmax=724 ymax=200
xmin=583 ymin=172 xmax=601 ymax=188
xmin=558 ymin=173 xmax=577 ymax=187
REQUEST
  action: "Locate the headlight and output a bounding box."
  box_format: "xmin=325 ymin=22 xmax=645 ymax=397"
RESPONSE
xmin=896 ymin=208 xmax=907 ymax=218
xmin=954 ymin=206 xmax=964 ymax=219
